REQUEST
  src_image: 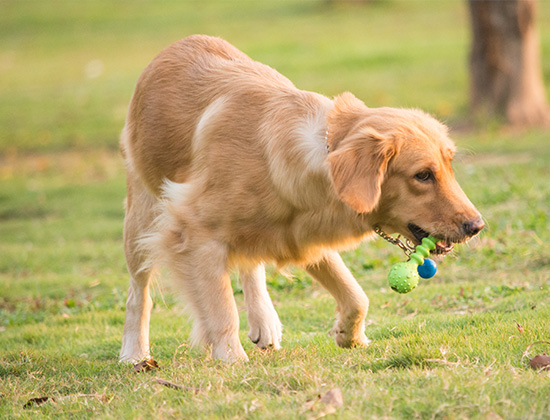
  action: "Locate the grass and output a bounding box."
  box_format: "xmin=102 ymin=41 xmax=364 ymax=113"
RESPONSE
xmin=1 ymin=0 xmax=550 ymax=418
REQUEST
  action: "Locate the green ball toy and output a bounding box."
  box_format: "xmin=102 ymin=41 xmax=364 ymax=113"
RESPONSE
xmin=388 ymin=236 xmax=439 ymax=294
xmin=388 ymin=261 xmax=419 ymax=293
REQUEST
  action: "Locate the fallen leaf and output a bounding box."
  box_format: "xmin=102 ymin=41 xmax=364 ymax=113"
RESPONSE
xmin=154 ymin=378 xmax=201 ymax=394
xmin=24 ymin=393 xmax=110 ymax=408
xmin=23 ymin=396 xmax=54 ymax=409
xmin=521 ymin=340 xmax=550 ymax=359
xmin=133 ymin=358 xmax=160 ymax=373
xmin=305 ymin=388 xmax=344 ymax=419
xmin=515 ymin=321 xmax=524 ymax=333
xmin=320 ymin=388 xmax=343 ymax=407
xmin=529 ymin=354 xmax=550 ymax=371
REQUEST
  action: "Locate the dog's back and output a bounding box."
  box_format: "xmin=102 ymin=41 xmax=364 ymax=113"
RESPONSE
xmin=122 ymin=35 xmax=301 ymax=195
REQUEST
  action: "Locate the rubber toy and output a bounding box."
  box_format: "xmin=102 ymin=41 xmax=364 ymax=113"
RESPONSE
xmin=388 ymin=236 xmax=439 ymax=294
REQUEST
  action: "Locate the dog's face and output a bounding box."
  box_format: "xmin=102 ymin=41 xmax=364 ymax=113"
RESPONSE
xmin=327 ymin=94 xmax=483 ymax=252
xmin=371 ymin=113 xmax=484 ymax=252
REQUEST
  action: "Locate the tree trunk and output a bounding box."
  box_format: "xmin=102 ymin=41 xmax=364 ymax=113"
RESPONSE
xmin=468 ymin=0 xmax=550 ymax=127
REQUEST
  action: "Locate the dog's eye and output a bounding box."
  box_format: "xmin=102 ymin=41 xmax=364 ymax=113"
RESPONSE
xmin=414 ymin=170 xmax=434 ymax=182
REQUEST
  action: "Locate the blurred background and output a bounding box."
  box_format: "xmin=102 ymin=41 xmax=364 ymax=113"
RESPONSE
xmin=2 ymin=0 xmax=548 ymax=155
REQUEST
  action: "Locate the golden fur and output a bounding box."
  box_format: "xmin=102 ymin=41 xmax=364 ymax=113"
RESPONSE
xmin=119 ymin=35 xmax=483 ymax=363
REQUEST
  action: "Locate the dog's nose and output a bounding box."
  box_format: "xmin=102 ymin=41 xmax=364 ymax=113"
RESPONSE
xmin=462 ymin=217 xmax=484 ymax=237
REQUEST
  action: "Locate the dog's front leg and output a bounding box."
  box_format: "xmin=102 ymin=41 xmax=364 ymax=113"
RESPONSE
xmin=241 ymin=264 xmax=282 ymax=350
xmin=306 ymin=251 xmax=370 ymax=348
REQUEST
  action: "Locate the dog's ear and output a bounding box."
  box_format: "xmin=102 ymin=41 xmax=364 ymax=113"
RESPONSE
xmin=327 ymin=125 xmax=395 ymax=214
xmin=327 ymin=92 xmax=368 ymax=151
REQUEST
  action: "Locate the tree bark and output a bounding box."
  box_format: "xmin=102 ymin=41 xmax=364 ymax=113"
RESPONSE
xmin=468 ymin=0 xmax=550 ymax=127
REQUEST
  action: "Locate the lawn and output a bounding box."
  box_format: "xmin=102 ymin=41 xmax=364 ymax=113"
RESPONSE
xmin=1 ymin=1 xmax=550 ymax=418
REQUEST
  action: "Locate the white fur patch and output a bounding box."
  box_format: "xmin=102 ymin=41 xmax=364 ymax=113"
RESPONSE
xmin=161 ymin=179 xmax=194 ymax=208
xmin=193 ymin=96 xmax=228 ymax=157
xmin=293 ymin=111 xmax=330 ymax=170
xmin=136 ymin=180 xmax=193 ymax=274
xmin=265 ymin=102 xmax=333 ymax=208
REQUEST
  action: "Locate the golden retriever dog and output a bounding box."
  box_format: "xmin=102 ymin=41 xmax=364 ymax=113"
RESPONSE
xmin=119 ymin=35 xmax=484 ymax=363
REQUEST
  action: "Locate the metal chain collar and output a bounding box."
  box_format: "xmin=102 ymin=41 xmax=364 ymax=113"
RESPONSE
xmin=374 ymin=226 xmax=416 ymax=257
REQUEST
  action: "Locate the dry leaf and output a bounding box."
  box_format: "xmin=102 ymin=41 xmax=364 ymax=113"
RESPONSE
xmin=305 ymin=388 xmax=344 ymax=419
xmin=320 ymin=388 xmax=343 ymax=407
xmin=154 ymin=378 xmax=201 ymax=394
xmin=515 ymin=321 xmax=524 ymax=333
xmin=133 ymin=358 xmax=160 ymax=373
xmin=529 ymin=354 xmax=550 ymax=371
xmin=23 ymin=396 xmax=54 ymax=408
xmin=522 ymin=341 xmax=550 ymax=371
xmin=23 ymin=393 xmax=109 ymax=408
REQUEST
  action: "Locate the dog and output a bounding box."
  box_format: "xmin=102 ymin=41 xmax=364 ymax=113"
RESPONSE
xmin=119 ymin=35 xmax=484 ymax=363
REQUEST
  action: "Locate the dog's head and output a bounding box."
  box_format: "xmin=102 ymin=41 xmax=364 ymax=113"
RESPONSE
xmin=327 ymin=93 xmax=484 ymax=251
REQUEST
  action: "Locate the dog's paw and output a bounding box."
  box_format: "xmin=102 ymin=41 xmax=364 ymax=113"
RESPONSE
xmin=247 ymin=308 xmax=283 ymax=350
xmin=119 ymin=344 xmax=151 ymax=365
xmin=211 ymin=341 xmax=249 ymax=362
xmin=330 ymin=322 xmax=370 ymax=349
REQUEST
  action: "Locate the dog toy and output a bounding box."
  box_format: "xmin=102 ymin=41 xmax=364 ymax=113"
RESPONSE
xmin=388 ymin=236 xmax=438 ymax=293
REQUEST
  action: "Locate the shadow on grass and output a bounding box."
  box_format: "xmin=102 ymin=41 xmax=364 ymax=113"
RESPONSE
xmin=360 ymin=352 xmax=450 ymax=373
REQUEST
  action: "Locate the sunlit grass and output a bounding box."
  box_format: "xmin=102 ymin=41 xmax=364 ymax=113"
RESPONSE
xmin=1 ymin=0 xmax=550 ymax=418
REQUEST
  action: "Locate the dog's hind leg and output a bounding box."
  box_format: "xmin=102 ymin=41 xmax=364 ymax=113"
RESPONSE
xmin=306 ymin=251 xmax=370 ymax=348
xmin=241 ymin=264 xmax=282 ymax=350
xmin=119 ymin=171 xmax=157 ymax=363
xmin=168 ymin=237 xmax=248 ymax=362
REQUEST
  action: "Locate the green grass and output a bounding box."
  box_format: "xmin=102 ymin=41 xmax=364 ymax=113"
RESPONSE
xmin=1 ymin=0 xmax=550 ymax=418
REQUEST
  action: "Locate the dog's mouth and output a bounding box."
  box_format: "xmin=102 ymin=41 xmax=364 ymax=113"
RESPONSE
xmin=408 ymin=223 xmax=454 ymax=255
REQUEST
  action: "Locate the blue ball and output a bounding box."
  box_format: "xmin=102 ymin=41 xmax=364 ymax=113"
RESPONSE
xmin=417 ymin=258 xmax=437 ymax=279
